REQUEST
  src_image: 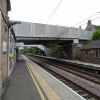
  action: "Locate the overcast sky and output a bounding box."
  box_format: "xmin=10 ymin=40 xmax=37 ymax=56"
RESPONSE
xmin=9 ymin=0 xmax=100 ymax=28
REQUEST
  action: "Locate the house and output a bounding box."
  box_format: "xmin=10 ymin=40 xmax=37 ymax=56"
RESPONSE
xmin=0 ymin=0 xmax=11 ymax=98
xmin=86 ymin=20 xmax=100 ymax=32
xmin=81 ymin=39 xmax=100 ymax=64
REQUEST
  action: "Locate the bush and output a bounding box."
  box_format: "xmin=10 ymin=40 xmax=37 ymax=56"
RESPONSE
xmin=92 ymin=29 xmax=100 ymax=40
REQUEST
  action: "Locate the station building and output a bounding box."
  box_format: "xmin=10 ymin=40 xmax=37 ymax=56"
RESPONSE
xmin=0 ymin=0 xmax=12 ymax=97
xmin=86 ymin=20 xmax=100 ymax=32
xmin=81 ymin=20 xmax=100 ymax=64
xmin=81 ymin=39 xmax=100 ymax=64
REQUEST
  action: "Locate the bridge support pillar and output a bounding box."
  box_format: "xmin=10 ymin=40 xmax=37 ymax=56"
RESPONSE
xmin=58 ymin=43 xmax=81 ymax=60
xmin=57 ymin=45 xmax=72 ymax=59
xmin=72 ymin=44 xmax=81 ymax=60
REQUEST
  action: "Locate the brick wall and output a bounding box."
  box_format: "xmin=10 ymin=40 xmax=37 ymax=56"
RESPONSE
xmin=0 ymin=0 xmax=9 ymax=96
xmin=0 ymin=0 xmax=8 ymax=18
xmin=81 ymin=49 xmax=100 ymax=64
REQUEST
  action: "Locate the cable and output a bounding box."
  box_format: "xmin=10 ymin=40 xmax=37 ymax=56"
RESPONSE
xmin=80 ymin=16 xmax=100 ymax=26
xmin=92 ymin=16 xmax=100 ymax=22
xmin=46 ymin=0 xmax=63 ymax=24
xmin=73 ymin=12 xmax=100 ymax=27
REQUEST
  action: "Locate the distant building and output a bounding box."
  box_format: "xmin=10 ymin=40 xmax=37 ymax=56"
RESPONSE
xmin=0 ymin=0 xmax=11 ymax=98
xmin=81 ymin=39 xmax=100 ymax=64
xmin=86 ymin=20 xmax=100 ymax=32
xmin=81 ymin=20 xmax=100 ymax=64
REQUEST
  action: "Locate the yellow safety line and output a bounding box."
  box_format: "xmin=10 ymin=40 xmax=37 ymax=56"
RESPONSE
xmin=23 ymin=55 xmax=61 ymax=100
xmin=25 ymin=62 xmax=46 ymax=100
xmin=27 ymin=61 xmax=61 ymax=100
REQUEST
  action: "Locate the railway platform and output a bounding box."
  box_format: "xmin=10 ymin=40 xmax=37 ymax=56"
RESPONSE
xmin=4 ymin=55 xmax=85 ymax=100
xmin=36 ymin=55 xmax=100 ymax=68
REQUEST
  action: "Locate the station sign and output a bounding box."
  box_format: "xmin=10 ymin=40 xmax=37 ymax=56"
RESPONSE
xmin=73 ymin=38 xmax=79 ymax=44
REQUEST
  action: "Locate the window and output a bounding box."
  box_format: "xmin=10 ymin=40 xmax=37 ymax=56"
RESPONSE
xmin=96 ymin=48 xmax=100 ymax=58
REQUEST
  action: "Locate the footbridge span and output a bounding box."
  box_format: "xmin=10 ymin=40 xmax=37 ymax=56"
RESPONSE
xmin=14 ymin=21 xmax=92 ymax=59
xmin=13 ymin=21 xmax=92 ymax=44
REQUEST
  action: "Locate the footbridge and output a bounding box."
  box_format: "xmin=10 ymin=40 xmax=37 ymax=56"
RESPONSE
xmin=13 ymin=21 xmax=92 ymax=59
xmin=13 ymin=21 xmax=92 ymax=44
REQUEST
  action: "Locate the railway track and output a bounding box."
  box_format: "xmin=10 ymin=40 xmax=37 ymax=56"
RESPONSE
xmin=27 ymin=55 xmax=100 ymax=100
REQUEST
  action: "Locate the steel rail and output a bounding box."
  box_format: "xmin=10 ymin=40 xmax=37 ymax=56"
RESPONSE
xmin=27 ymin=55 xmax=100 ymax=99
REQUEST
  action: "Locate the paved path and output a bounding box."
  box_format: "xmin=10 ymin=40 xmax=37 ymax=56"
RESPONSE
xmin=4 ymin=56 xmax=85 ymax=100
xmin=4 ymin=57 xmax=41 ymax=100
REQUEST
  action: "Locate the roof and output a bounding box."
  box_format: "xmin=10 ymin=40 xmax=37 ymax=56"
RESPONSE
xmin=85 ymin=20 xmax=100 ymax=32
xmin=94 ymin=25 xmax=100 ymax=30
xmin=82 ymin=39 xmax=100 ymax=49
xmin=7 ymin=0 xmax=11 ymax=11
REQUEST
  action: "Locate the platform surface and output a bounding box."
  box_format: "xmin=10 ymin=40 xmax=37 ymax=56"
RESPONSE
xmin=40 ymin=55 xmax=100 ymax=68
xmin=4 ymin=57 xmax=42 ymax=100
xmin=4 ymin=55 xmax=85 ymax=100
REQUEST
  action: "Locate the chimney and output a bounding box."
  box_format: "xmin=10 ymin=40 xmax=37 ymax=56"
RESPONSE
xmin=87 ymin=20 xmax=92 ymax=26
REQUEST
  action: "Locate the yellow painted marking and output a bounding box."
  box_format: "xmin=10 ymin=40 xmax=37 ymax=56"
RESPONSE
xmin=25 ymin=58 xmax=61 ymax=100
xmin=25 ymin=62 xmax=46 ymax=100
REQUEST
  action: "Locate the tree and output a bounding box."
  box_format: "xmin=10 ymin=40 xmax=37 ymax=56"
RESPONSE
xmin=92 ymin=29 xmax=100 ymax=40
xmin=47 ymin=43 xmax=59 ymax=54
xmin=20 ymin=47 xmax=44 ymax=55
